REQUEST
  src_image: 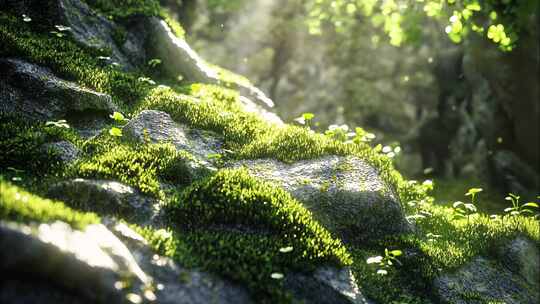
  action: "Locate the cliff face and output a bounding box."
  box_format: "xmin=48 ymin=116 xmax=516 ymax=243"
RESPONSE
xmin=0 ymin=1 xmax=538 ymax=303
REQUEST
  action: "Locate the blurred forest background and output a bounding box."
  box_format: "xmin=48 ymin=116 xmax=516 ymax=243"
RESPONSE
xmin=160 ymin=0 xmax=538 ymax=211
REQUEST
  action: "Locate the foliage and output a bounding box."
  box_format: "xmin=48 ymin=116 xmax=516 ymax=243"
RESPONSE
xmin=304 ymin=0 xmax=538 ymax=50
xmin=366 ymin=248 xmax=403 ymax=275
xmin=0 ymin=179 xmax=99 ymax=229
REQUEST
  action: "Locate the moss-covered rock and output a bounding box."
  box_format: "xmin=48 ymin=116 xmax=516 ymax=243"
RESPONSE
xmin=0 ymin=58 xmax=117 ymax=121
xmin=231 ymin=156 xmax=411 ymax=243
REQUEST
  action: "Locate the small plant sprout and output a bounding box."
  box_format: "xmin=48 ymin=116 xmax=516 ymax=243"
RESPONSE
xmin=452 ymin=201 xmax=477 ymax=224
xmin=138 ymin=77 xmax=156 ymax=85
xmin=465 ymin=187 xmax=482 ymax=205
xmin=279 ymin=246 xmax=293 ymax=253
xmin=366 ymin=248 xmax=402 ymax=276
xmin=109 ymin=112 xmax=128 ymax=137
xmin=22 ymin=14 xmax=32 ymax=22
xmin=110 ymin=112 xmax=128 ymax=123
xmin=109 ymin=127 xmax=123 ymax=137
xmin=503 ymin=193 xmax=539 ymax=217
xmin=294 ymin=112 xmax=315 ymax=128
xmin=45 ymin=119 xmax=70 ymax=129
xmin=54 ymin=25 xmax=72 ymax=32
xmin=325 ymin=124 xmax=350 ymax=142
xmin=148 ymin=58 xmax=162 ymax=68
xmin=270 ymin=272 xmax=284 ymax=279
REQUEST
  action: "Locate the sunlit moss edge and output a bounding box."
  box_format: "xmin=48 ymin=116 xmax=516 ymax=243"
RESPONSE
xmin=0 ymin=179 xmax=99 ymax=230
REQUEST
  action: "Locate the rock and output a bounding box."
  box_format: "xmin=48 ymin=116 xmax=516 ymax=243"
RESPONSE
xmin=146 ymin=18 xmax=219 ymax=84
xmin=0 ymin=58 xmax=117 ymax=121
xmin=145 ymin=18 xmax=276 ymax=110
xmin=123 ymin=110 xmax=223 ymax=176
xmin=47 ymin=179 xmax=156 ymax=225
xmin=491 ymin=150 xmax=540 ymax=199
xmin=434 ymin=255 xmax=539 ymax=304
xmin=57 ymin=0 xmax=145 ymax=70
xmin=0 ymin=220 xmax=152 ymax=303
xmin=497 ymin=237 xmax=540 ymax=287
xmin=286 ymin=267 xmax=371 ymax=304
xmin=109 ymin=221 xmax=253 ymax=304
xmin=42 ymin=141 xmax=80 ymax=164
xmin=230 ymin=156 xmax=410 ymax=243
xmin=238 ymin=95 xmax=283 ymax=125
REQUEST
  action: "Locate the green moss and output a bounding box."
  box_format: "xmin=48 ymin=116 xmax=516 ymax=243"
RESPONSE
xmin=135 ymin=169 xmax=351 ymax=302
xmin=82 ymin=0 xmax=161 ymax=19
xmin=168 ymin=169 xmax=350 ymax=265
xmin=72 ymin=140 xmax=195 ymax=197
xmin=0 ymin=12 xmax=152 ymax=107
xmin=0 ymin=115 xmax=81 ymax=175
xmin=0 ymin=179 xmax=99 ymax=229
xmin=348 ymin=198 xmax=539 ymax=303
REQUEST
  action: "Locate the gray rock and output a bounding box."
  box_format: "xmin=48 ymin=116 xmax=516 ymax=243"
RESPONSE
xmin=42 ymin=141 xmax=80 ymax=164
xmin=123 ymin=110 xmax=223 ymax=177
xmin=286 ymin=267 xmax=370 ymax=304
xmin=497 ymin=237 xmax=540 ymax=287
xmin=434 ymin=256 xmax=539 ymax=304
xmin=47 ymin=179 xmax=157 ymax=225
xmin=0 ymin=220 xmax=152 ymax=303
xmin=230 ymin=156 xmax=410 ymax=243
xmin=145 ymin=18 xmax=277 ymax=111
xmin=58 ymin=0 xmax=147 ymax=70
xmin=491 ymin=150 xmax=540 ymax=199
xmin=0 ymin=58 xmax=117 ymax=121
xmin=108 ymin=221 xmax=253 ymax=304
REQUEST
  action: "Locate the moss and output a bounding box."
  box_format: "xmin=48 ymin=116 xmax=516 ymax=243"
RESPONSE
xmin=347 ymin=198 xmax=539 ymax=303
xmin=0 ymin=12 xmax=152 ymax=107
xmin=82 ymin=0 xmax=161 ymax=19
xmin=0 ymin=115 xmax=81 ymax=175
xmin=72 ymin=140 xmax=195 ymax=197
xmin=134 ymin=169 xmax=351 ymax=302
xmin=0 ymin=179 xmax=99 ymax=229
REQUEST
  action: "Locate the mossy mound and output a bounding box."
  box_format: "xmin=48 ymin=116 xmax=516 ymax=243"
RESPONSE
xmin=137 ymin=169 xmax=351 ymax=302
xmin=0 ymin=180 xmax=99 ymax=230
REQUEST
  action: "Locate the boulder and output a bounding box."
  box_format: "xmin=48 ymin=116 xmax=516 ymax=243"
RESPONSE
xmin=109 ymin=221 xmax=253 ymax=304
xmin=123 ymin=110 xmax=223 ymax=176
xmin=41 ymin=141 xmax=80 ymax=164
xmin=0 ymin=58 xmax=117 ymax=121
xmin=47 ymin=179 xmax=157 ymax=225
xmin=434 ymin=238 xmax=540 ymax=304
xmin=0 ymin=220 xmax=151 ymax=303
xmin=286 ymin=267 xmax=371 ymax=304
xmin=230 ymin=156 xmax=411 ymax=243
xmin=0 ymin=219 xmax=253 ymax=304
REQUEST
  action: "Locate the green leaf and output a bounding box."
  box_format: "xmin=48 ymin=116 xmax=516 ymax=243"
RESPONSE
xmin=109 ymin=127 xmax=123 ymax=137
xmin=522 ymin=202 xmax=539 ymax=208
xmin=110 ymin=112 xmax=126 ymax=122
xmin=389 ymin=250 xmax=402 ymax=256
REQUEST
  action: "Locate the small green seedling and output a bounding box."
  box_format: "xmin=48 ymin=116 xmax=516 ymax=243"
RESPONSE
xmin=45 ymin=119 xmax=70 ymax=129
xmin=148 ymin=58 xmax=162 ymax=68
xmin=452 ymin=201 xmax=477 ymax=224
xmin=504 ymin=194 xmax=539 ymax=217
xmin=366 ymin=248 xmax=402 ymax=275
xmin=109 ymin=127 xmax=123 ymax=137
xmin=109 ymin=112 xmax=128 ymax=137
xmin=110 ymin=112 xmax=127 ymax=123
xmin=294 ymin=112 xmax=315 ymax=128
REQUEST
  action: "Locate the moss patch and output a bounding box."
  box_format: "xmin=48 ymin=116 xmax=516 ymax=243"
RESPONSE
xmin=135 ymin=168 xmax=351 ymax=302
xmin=0 ymin=180 xmax=99 ymax=229
xmin=0 ymin=12 xmax=152 ymax=108
xmin=0 ymin=115 xmax=81 ymax=175
xmin=72 ymin=139 xmax=195 ymax=197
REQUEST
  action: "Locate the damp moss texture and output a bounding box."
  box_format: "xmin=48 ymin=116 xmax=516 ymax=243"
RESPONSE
xmin=0 ymin=0 xmax=538 ymax=303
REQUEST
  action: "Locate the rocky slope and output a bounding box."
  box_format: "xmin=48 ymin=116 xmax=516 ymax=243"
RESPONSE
xmin=0 ymin=1 xmax=539 ymax=303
